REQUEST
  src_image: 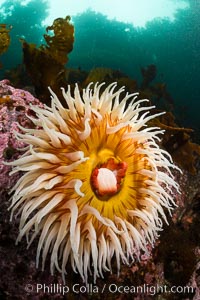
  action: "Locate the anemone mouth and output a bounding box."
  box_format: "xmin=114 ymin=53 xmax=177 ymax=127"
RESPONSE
xmin=90 ymin=158 xmax=127 ymax=200
xmin=7 ymin=82 xmax=180 ymax=283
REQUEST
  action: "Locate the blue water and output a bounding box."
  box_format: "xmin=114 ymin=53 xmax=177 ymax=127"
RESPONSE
xmin=0 ymin=0 xmax=199 ymax=133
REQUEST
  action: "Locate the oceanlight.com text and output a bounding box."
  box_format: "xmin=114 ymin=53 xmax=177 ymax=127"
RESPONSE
xmin=24 ymin=283 xmax=194 ymax=296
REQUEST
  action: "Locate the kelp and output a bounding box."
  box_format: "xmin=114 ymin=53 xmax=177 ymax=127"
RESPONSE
xmin=84 ymin=67 xmax=114 ymax=86
xmin=0 ymin=24 xmax=12 ymax=67
xmin=154 ymin=112 xmax=200 ymax=175
xmin=22 ymin=16 xmax=74 ymax=104
xmin=44 ymin=16 xmax=74 ymax=65
xmin=141 ymin=64 xmax=157 ymax=89
xmin=0 ymin=24 xmax=11 ymax=55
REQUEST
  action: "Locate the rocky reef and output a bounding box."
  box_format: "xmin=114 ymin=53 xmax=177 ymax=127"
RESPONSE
xmin=0 ymin=80 xmax=42 ymax=190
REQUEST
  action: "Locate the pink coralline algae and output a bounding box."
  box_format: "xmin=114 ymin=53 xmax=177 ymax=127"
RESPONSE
xmin=0 ymin=79 xmax=42 ymax=190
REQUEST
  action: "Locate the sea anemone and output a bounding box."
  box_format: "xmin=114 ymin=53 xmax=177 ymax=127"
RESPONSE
xmin=8 ymin=82 xmax=180 ymax=283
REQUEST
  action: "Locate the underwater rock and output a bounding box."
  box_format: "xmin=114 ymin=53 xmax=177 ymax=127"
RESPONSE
xmin=0 ymin=79 xmax=42 ymax=191
xmin=4 ymin=64 xmax=32 ymax=89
